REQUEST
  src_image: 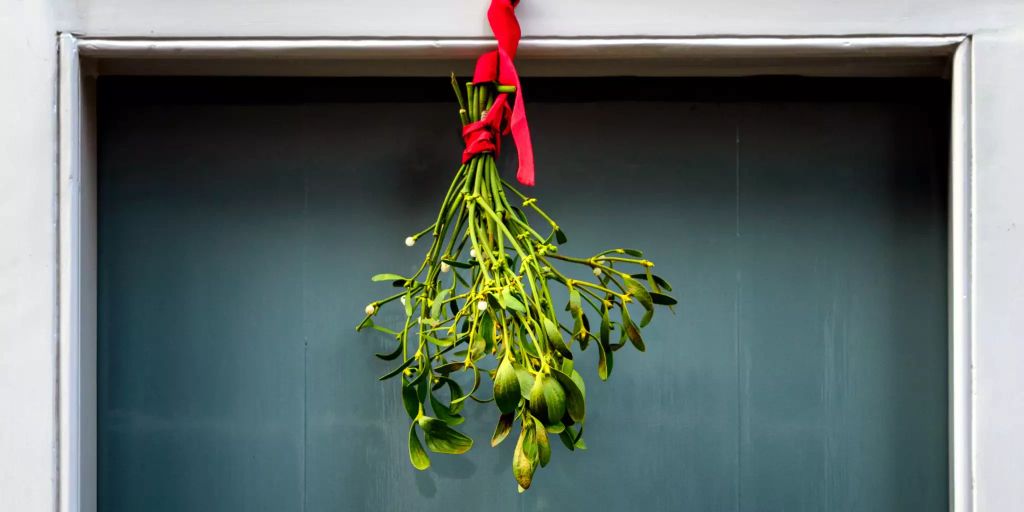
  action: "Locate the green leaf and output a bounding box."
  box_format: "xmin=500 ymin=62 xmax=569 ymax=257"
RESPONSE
xmin=574 ymin=426 xmax=587 ymax=450
xmin=408 ymin=424 xmax=430 ymax=470
xmin=439 ymin=377 xmax=466 ymax=414
xmin=631 ymin=272 xmax=672 ymax=292
xmin=513 ymin=422 xmax=538 ymax=490
xmin=621 ymin=305 xmax=646 ymax=352
xmin=424 ymin=334 xmax=454 ymax=347
xmin=401 ymin=381 xmax=420 ymax=419
xmin=372 ymin=273 xmax=407 ymax=282
xmin=551 ymin=369 xmax=586 ymax=423
xmin=413 ymin=367 xmax=430 ymax=401
xmin=477 ymin=311 xmax=495 ymax=354
xmin=486 ymin=293 xmax=503 ymax=311
xmin=515 ymin=368 xmax=535 ymax=400
xmin=554 ymin=227 xmax=568 ymax=245
xmin=596 ymin=335 xmax=612 ymax=381
xmin=620 ymin=248 xmax=644 ymax=257
xmin=528 ymin=374 xmax=567 ymax=426
xmin=418 ymin=417 xmax=473 ymax=454
xmin=534 ymin=417 xmax=551 ymax=467
xmin=434 ymin=361 xmax=466 ymax=374
xmin=502 ymin=289 xmax=526 ymax=313
xmin=650 ymin=292 xmax=678 ymax=306
xmin=491 ymin=413 xmax=514 ymax=447
xmin=441 ymin=258 xmax=473 ymax=269
xmin=624 ymin=276 xmax=654 ymax=311
xmin=374 ymin=343 xmax=403 ymax=361
xmin=570 ymin=369 xmax=587 ymax=398
xmin=558 ymin=428 xmax=576 ymax=451
xmin=541 ymin=316 xmax=572 ymax=359
xmin=545 ymin=421 xmax=566 ymax=434
xmin=430 ymin=394 xmax=464 ymax=426
xmin=356 ymin=316 xmax=374 ymax=332
xmin=493 ymin=356 xmax=521 ymax=414
xmin=379 ymin=358 xmax=415 ymax=381
xmin=430 ymin=289 xmax=450 ymax=319
xmin=403 ymin=289 xmax=413 ymax=317
xmin=568 ymin=288 xmax=582 ymax=317
xmin=560 ymin=357 xmax=574 ymax=376
xmin=640 ymin=308 xmax=654 ymax=328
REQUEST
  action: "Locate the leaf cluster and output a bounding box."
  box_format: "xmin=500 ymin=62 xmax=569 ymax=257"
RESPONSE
xmin=357 ymin=77 xmax=676 ymax=491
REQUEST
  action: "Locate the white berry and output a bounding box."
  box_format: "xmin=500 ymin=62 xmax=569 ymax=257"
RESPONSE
xmin=440 ymin=262 xmax=451 ymax=273
xmin=364 ymin=304 xmax=376 ymax=315
xmin=470 ymin=248 xmax=477 ymax=258
xmin=477 ymin=300 xmax=488 ymax=311
xmin=400 ymin=296 xmax=406 ymax=305
xmin=405 ymin=236 xmax=416 ymax=247
xmin=592 ymin=267 xmax=603 ymax=277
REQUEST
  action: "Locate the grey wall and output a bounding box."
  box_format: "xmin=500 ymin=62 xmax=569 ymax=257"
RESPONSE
xmin=97 ymin=77 xmax=949 ymax=511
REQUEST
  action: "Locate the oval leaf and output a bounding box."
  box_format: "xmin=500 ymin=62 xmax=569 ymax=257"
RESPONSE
xmin=374 ymin=343 xmax=403 ymax=361
xmin=621 ymin=305 xmax=646 ymax=352
xmin=401 ymin=381 xmax=420 ymax=419
xmin=379 ymin=358 xmax=416 ymax=381
xmin=552 ymin=369 xmax=586 ymax=423
xmin=441 ymin=258 xmax=473 ymax=269
xmin=596 ymin=336 xmax=612 ymax=381
xmin=541 ymin=316 xmax=572 ymax=359
xmin=502 ymin=289 xmax=526 ymax=313
xmin=418 ymin=417 xmax=473 ymax=454
xmin=430 ymin=289 xmax=450 ymax=319
xmin=568 ymin=288 xmax=582 ymax=318
xmin=491 ymin=412 xmax=514 ymax=447
xmin=513 ymin=423 xmax=537 ymax=490
xmin=558 ymin=429 xmax=576 ymax=452
xmin=534 ymin=416 xmax=551 ymax=468
xmin=554 ymin=227 xmax=568 ymax=245
xmin=528 ymin=375 xmax=567 ymax=426
xmin=434 ymin=361 xmax=466 ymax=375
xmin=515 ymin=368 xmax=535 ymax=400
xmin=493 ymin=356 xmax=522 ymax=414
xmin=372 ymin=273 xmax=407 ymax=282
xmin=408 ymin=424 xmax=430 ymax=470
xmin=545 ymin=421 xmax=566 ymax=434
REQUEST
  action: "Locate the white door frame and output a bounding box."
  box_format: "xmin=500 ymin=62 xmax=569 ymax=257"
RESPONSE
xmin=56 ymin=34 xmax=974 ymax=512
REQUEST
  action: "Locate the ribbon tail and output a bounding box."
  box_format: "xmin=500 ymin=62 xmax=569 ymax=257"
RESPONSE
xmin=495 ymin=49 xmax=534 ymax=187
xmin=510 ymin=87 xmax=534 ymax=187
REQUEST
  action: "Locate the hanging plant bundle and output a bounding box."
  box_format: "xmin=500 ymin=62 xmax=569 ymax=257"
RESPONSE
xmin=356 ymin=0 xmax=676 ymax=492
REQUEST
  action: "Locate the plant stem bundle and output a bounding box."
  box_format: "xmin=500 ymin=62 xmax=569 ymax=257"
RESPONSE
xmin=358 ymin=76 xmax=676 ymax=492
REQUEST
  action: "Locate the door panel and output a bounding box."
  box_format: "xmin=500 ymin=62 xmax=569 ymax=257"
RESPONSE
xmin=98 ymin=76 xmax=949 ymax=511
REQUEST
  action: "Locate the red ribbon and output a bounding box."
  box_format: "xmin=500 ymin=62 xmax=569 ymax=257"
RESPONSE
xmin=461 ymin=0 xmax=535 ymax=187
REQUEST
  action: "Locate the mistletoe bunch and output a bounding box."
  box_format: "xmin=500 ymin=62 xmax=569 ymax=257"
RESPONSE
xmin=357 ymin=77 xmax=676 ymax=492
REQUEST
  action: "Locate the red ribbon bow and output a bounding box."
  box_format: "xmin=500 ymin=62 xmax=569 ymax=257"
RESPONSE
xmin=461 ymin=0 xmax=535 ymax=187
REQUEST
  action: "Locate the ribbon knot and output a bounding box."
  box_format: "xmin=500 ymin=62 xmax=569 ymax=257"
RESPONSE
xmin=464 ymin=0 xmax=535 ymax=187
xmin=462 ymin=93 xmax=512 ymax=165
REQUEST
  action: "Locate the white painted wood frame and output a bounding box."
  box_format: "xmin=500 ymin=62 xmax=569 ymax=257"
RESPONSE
xmin=56 ymin=34 xmax=974 ymax=512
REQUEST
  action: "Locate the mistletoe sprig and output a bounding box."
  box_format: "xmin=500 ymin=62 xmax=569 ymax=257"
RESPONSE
xmin=357 ymin=76 xmax=676 ymax=492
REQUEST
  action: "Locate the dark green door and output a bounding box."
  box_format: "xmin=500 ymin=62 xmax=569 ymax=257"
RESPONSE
xmin=98 ymin=76 xmax=949 ymax=511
